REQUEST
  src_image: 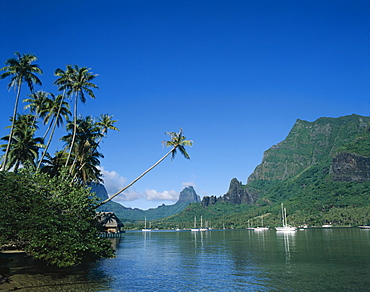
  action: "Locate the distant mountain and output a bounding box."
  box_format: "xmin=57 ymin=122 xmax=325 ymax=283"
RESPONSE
xmin=164 ymin=114 xmax=370 ymax=228
xmin=93 ymin=185 xmax=200 ymax=221
xmin=202 ymin=114 xmax=370 ymax=206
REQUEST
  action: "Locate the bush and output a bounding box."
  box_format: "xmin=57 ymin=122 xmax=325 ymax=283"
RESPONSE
xmin=0 ymin=170 xmax=114 ymax=267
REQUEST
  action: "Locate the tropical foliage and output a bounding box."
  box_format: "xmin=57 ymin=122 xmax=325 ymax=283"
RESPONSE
xmin=0 ymin=52 xmax=192 ymax=266
xmin=0 ymin=170 xmax=114 ymax=267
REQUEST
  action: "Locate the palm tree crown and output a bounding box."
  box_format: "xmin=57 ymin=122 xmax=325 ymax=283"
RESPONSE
xmin=0 ymin=52 xmax=42 ymax=171
xmin=54 ymin=65 xmax=98 ymax=167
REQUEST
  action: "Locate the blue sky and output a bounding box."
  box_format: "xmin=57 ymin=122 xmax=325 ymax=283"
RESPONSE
xmin=1 ymin=1 xmax=369 ymax=209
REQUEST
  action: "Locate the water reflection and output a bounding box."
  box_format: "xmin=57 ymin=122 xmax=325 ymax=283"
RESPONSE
xmin=2 ymin=229 xmax=370 ymax=291
xmin=276 ymin=230 xmax=296 ymax=266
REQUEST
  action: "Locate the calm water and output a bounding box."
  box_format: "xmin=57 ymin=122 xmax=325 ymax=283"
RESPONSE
xmin=2 ymin=228 xmax=370 ymax=291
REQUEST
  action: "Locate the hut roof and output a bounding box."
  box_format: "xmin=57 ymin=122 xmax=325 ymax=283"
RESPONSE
xmin=97 ymin=212 xmax=124 ymax=228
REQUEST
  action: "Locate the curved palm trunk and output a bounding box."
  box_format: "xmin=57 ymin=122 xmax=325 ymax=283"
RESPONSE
xmin=66 ymin=93 xmax=78 ymax=168
xmin=96 ymin=146 xmax=177 ymax=207
xmin=1 ymin=81 xmax=22 ymax=171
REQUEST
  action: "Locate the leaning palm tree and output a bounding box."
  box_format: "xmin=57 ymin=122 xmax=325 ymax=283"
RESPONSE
xmin=54 ymin=65 xmax=98 ymax=167
xmin=97 ymin=128 xmax=193 ymax=207
xmin=0 ymin=52 xmax=42 ymax=171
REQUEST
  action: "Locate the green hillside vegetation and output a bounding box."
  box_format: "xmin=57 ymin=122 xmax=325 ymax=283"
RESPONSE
xmin=152 ymin=118 xmax=370 ymax=230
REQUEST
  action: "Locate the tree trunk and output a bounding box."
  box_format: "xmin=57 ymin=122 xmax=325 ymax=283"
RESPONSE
xmin=65 ymin=93 xmax=78 ymax=167
xmin=96 ymin=146 xmax=177 ymax=207
xmin=1 ymin=81 xmax=22 ymax=171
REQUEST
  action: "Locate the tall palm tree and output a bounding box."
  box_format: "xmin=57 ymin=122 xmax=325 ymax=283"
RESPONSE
xmin=61 ymin=116 xmax=103 ymax=184
xmin=97 ymin=128 xmax=193 ymax=207
xmin=0 ymin=114 xmax=44 ymax=172
xmin=23 ymin=90 xmax=49 ymax=126
xmin=36 ymin=93 xmax=71 ymax=170
xmin=54 ymin=65 xmax=98 ymax=167
xmin=0 ymin=52 xmax=42 ymax=171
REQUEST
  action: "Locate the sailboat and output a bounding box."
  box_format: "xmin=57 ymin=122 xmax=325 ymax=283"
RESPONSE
xmin=275 ymin=203 xmax=297 ymax=232
xmin=254 ymin=216 xmax=269 ymax=231
xmin=142 ymin=217 xmax=152 ymax=232
xmin=191 ymin=216 xmax=200 ymax=231
xmin=200 ymin=216 xmax=208 ymax=231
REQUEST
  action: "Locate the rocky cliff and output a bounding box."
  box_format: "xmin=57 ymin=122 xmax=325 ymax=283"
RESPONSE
xmin=202 ymin=114 xmax=370 ymax=207
xmin=248 ymin=114 xmax=370 ymax=182
xmin=177 ymin=186 xmax=201 ymax=203
xmin=202 ymin=178 xmax=258 ymax=207
xmin=330 ymin=152 xmax=370 ymax=182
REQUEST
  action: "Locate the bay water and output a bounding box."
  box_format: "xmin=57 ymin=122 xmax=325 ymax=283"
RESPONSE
xmin=2 ymin=228 xmax=370 ymax=291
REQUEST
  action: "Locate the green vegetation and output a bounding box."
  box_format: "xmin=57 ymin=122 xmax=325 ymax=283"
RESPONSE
xmin=0 ymin=52 xmax=192 ymax=267
xmin=0 ymin=170 xmax=114 ymax=267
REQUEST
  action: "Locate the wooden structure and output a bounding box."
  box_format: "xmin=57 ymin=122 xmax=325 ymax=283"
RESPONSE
xmin=97 ymin=212 xmax=124 ymax=234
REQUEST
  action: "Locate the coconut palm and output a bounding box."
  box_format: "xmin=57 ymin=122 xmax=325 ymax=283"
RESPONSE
xmin=0 ymin=114 xmax=44 ymax=172
xmin=23 ymin=90 xmax=49 ymax=126
xmin=96 ymin=114 xmax=119 ymax=145
xmin=40 ymin=151 xmax=68 ymax=178
xmin=61 ymin=116 xmax=103 ymax=184
xmin=0 ymin=52 xmax=42 ymax=171
xmin=97 ymin=128 xmax=193 ymax=207
xmin=36 ymin=93 xmax=71 ymax=170
xmin=54 ymin=65 xmax=98 ymax=167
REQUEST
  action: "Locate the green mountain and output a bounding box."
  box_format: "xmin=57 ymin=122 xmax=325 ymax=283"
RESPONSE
xmin=94 ymin=185 xmax=200 ymax=222
xmin=157 ymin=114 xmax=370 ymax=229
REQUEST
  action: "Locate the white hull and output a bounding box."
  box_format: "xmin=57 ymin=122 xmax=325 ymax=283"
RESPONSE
xmin=142 ymin=229 xmax=152 ymax=232
xmin=254 ymin=227 xmax=269 ymax=231
xmin=191 ymin=228 xmax=200 ymax=232
xmin=275 ymin=226 xmax=297 ymax=232
xmin=359 ymin=226 xmax=370 ymax=229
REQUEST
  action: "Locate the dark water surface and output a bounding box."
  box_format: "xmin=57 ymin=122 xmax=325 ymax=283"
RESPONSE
xmin=2 ymin=228 xmax=370 ymax=291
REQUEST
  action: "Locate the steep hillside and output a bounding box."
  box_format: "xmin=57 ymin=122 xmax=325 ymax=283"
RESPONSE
xmin=248 ymin=114 xmax=370 ymax=182
xmin=188 ymin=115 xmax=370 ymax=227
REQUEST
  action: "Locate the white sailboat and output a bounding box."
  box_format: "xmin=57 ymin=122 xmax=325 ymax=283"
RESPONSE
xmin=254 ymin=216 xmax=269 ymax=231
xmin=142 ymin=217 xmax=152 ymax=232
xmin=200 ymin=216 xmax=208 ymax=231
xmin=191 ymin=216 xmax=200 ymax=231
xmin=275 ymin=203 xmax=297 ymax=232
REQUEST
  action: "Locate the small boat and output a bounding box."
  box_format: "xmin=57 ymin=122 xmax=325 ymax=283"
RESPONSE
xmin=246 ymin=219 xmax=254 ymax=230
xmin=322 ymin=224 xmax=332 ymax=228
xmin=275 ymin=203 xmax=297 ymax=232
xmin=199 ymin=216 xmax=208 ymax=231
xmin=254 ymin=216 xmax=269 ymax=231
xmin=254 ymin=227 xmax=269 ymax=231
xmin=142 ymin=217 xmax=152 ymax=232
xmin=191 ymin=216 xmax=200 ymax=231
xmin=359 ymin=226 xmax=370 ymax=229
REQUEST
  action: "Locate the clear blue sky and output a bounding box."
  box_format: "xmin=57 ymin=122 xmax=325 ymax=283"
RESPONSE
xmin=1 ymin=1 xmax=369 ymax=209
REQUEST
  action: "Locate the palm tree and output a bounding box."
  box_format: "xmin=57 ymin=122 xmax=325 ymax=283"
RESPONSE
xmin=36 ymin=93 xmax=71 ymax=170
xmin=0 ymin=52 xmax=42 ymax=171
xmin=40 ymin=151 xmax=68 ymax=177
xmin=97 ymin=128 xmax=193 ymax=207
xmin=0 ymin=114 xmax=44 ymax=172
xmin=23 ymin=90 xmax=49 ymax=126
xmin=54 ymin=65 xmax=98 ymax=167
xmin=61 ymin=116 xmax=103 ymax=184
xmin=96 ymin=114 xmax=119 ymax=145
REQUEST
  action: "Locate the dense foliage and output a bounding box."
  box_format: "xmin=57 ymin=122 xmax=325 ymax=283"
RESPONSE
xmin=0 ymin=170 xmax=114 ymax=267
